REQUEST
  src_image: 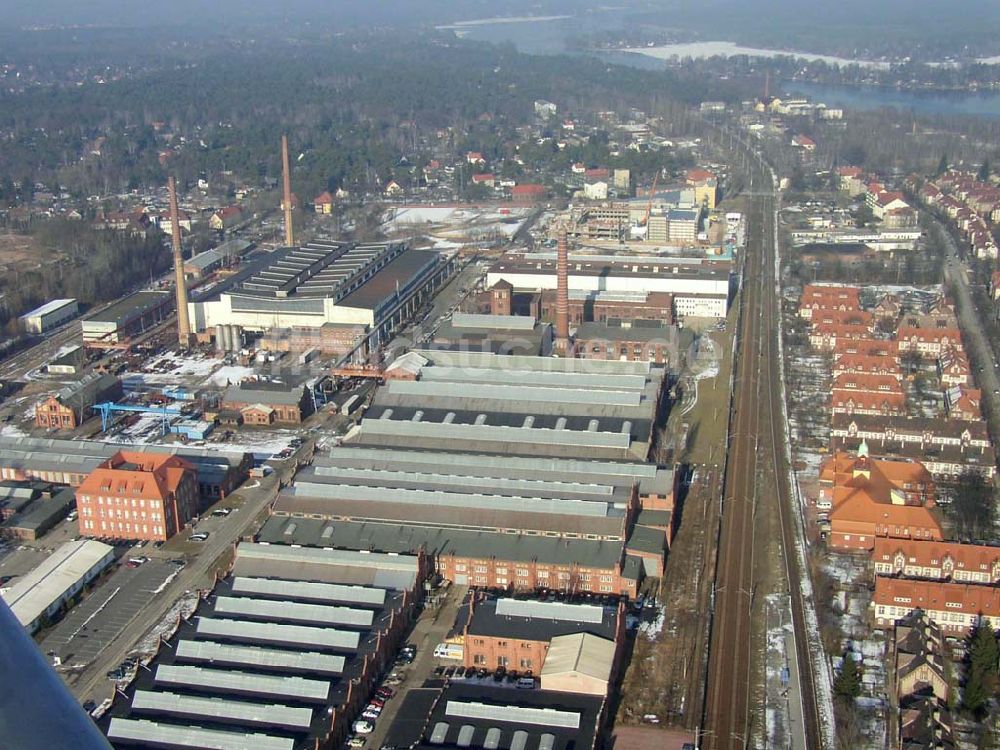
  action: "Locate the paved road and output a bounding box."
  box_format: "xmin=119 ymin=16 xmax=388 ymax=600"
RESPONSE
xmin=362 ymin=585 xmax=467 ymax=747
xmin=41 ymin=560 xmax=176 ymax=667
xmin=935 ymin=218 xmax=1000 ymax=451
xmin=68 ymin=440 xmax=311 ymax=705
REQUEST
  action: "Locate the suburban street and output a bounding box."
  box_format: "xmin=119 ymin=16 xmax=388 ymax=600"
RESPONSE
xmin=936 ymin=217 xmax=1000 ymax=449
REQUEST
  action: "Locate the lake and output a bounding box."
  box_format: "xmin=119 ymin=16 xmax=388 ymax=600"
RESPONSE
xmin=448 ymin=15 xmax=1000 ymax=119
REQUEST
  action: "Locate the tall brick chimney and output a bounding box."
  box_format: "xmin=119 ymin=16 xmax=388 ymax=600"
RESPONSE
xmin=282 ymin=134 xmax=295 ymax=246
xmin=168 ymin=176 xmax=192 ymax=349
xmin=556 ymin=225 xmax=570 ymax=343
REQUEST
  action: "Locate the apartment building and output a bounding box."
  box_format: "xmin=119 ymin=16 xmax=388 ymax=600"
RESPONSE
xmin=873 ymin=577 xmax=1000 ymax=635
xmin=872 ymin=538 xmax=1000 ymax=584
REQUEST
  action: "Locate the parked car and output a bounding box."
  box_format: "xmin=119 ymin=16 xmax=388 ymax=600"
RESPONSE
xmin=352 ymin=721 xmax=374 ymax=735
xmin=375 ymin=687 xmax=394 ymax=700
xmin=347 ymin=737 xmax=367 ymax=748
xmin=361 ymin=710 xmax=380 ymax=722
xmin=190 ymin=532 xmax=209 ymax=542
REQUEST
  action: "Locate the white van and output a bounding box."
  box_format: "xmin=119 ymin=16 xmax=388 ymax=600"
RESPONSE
xmin=433 ymin=643 xmax=464 ymax=660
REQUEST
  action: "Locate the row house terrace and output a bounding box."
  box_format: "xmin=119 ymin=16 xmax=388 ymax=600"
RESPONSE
xmin=832 ymin=353 xmax=903 ymax=381
xmin=873 ymin=577 xmax=1000 ymax=636
xmin=809 ymin=323 xmax=876 ymax=352
xmin=945 ymin=385 xmax=983 ymax=421
xmin=798 ymin=283 xmax=862 ymax=320
xmin=835 ymin=337 xmax=898 ymax=358
xmin=896 ymin=327 xmax=963 ymax=358
xmin=872 ymin=538 xmax=1000 ymax=584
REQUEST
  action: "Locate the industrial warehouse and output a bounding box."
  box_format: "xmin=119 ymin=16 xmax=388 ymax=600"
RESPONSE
xmin=485 ymin=251 xmax=733 ymax=319
xmin=187 ymin=239 xmax=453 ymax=357
xmin=100 ymin=541 xmax=423 ymax=750
xmin=359 ymin=348 xmax=667 ymax=461
xmin=0 ymin=435 xmax=251 ymax=501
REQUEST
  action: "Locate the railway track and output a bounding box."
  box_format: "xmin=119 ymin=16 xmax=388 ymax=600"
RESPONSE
xmin=702 ymin=142 xmax=824 ymax=749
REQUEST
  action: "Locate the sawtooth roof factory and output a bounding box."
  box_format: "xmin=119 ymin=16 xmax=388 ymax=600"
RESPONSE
xmin=187 ymin=240 xmax=453 ymax=358
xmin=100 ymin=541 xmax=425 ymax=750
xmin=362 ymin=349 xmax=666 ymax=461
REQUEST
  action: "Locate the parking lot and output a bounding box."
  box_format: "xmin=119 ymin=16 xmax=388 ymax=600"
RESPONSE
xmin=39 ymin=559 xmax=180 ymax=668
xmin=0 ymin=542 xmax=53 ymax=586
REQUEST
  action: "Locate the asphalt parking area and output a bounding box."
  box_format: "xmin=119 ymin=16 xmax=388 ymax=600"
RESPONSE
xmin=39 ymin=560 xmax=178 ymax=668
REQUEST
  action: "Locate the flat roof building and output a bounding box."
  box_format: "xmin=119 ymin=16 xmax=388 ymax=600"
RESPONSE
xmin=20 ymin=298 xmax=79 ymax=334
xmin=188 ymin=241 xmax=452 ymax=356
xmin=1 ymin=539 xmax=114 ymax=633
xmin=382 ymin=682 xmax=605 ymax=750
xmin=486 ymin=251 xmax=732 ymax=319
xmin=82 ymin=290 xmax=173 ymax=344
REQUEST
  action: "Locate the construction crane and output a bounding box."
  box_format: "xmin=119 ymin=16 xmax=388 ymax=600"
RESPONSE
xmin=91 ymin=402 xmax=185 ymax=433
xmin=642 ymin=171 xmax=659 ymax=227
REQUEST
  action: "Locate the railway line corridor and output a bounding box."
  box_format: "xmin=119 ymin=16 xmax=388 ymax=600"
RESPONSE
xmin=701 ymin=156 xmax=823 ymax=750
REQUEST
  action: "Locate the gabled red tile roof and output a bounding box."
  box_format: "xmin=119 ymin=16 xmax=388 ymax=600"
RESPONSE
xmin=874 ymin=577 xmax=1000 ymax=619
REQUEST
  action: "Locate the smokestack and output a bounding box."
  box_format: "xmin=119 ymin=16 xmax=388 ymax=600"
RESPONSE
xmin=168 ymin=176 xmax=192 ymax=349
xmin=282 ymin=134 xmax=295 ymax=247
xmin=556 ymin=225 xmax=570 ymax=343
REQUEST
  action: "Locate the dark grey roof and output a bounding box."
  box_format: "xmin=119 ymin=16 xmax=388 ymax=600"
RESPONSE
xmin=98 ymin=572 xmax=406 ymax=749
xmin=635 ymin=510 xmax=671 ymax=527
xmin=84 ymin=290 xmax=171 ymax=325
xmin=621 ymin=555 xmax=643 ymax=581
xmin=223 ymin=382 xmax=305 ymax=407
xmin=626 ymin=525 xmax=666 ymax=555
xmin=257 ymin=516 xmax=626 ymax=570
xmin=338 ymin=249 xmax=442 ymax=311
xmin=466 ymin=596 xmax=618 ymax=643
xmin=382 ymin=682 xmax=603 ymax=750
xmin=1 ymin=487 xmax=75 ymax=535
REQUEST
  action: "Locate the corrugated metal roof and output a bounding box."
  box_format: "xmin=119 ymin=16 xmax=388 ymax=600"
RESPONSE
xmin=107 ymin=718 xmax=295 ymax=750
xmin=361 ymin=418 xmax=631 ymax=449
xmin=323 ymin=446 xmax=667 ymax=487
xmin=195 ymin=616 xmax=360 ymax=652
xmin=418 ymin=366 xmax=648 ymax=391
xmin=1 ymin=540 xmax=113 ymax=628
xmin=288 ymin=480 xmax=614 ymax=517
xmin=213 ymin=596 xmax=373 ymax=627
xmin=309 ymin=465 xmax=616 ymax=499
xmin=155 ymin=663 xmax=331 ymax=702
xmin=494 ymin=598 xmax=605 ymax=624
xmin=237 ymin=541 xmax=419 ymax=573
xmin=131 ymin=689 xmax=313 ymax=729
xmin=231 ymin=576 xmax=385 ymax=606
xmin=445 ymin=701 xmax=581 ymax=729
xmin=174 ymin=639 xmax=345 ymax=675
xmin=386 ymin=380 xmax=641 ymax=407
xmin=410 ymin=348 xmax=652 ymax=376
xmin=540 ymin=632 xmax=615 ymax=682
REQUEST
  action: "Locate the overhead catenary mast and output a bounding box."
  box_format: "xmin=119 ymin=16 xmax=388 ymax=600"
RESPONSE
xmin=168 ymin=176 xmax=193 ymax=349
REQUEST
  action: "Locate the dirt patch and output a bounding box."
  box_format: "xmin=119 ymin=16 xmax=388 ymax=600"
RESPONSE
xmin=616 ymin=468 xmax=722 ymax=729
